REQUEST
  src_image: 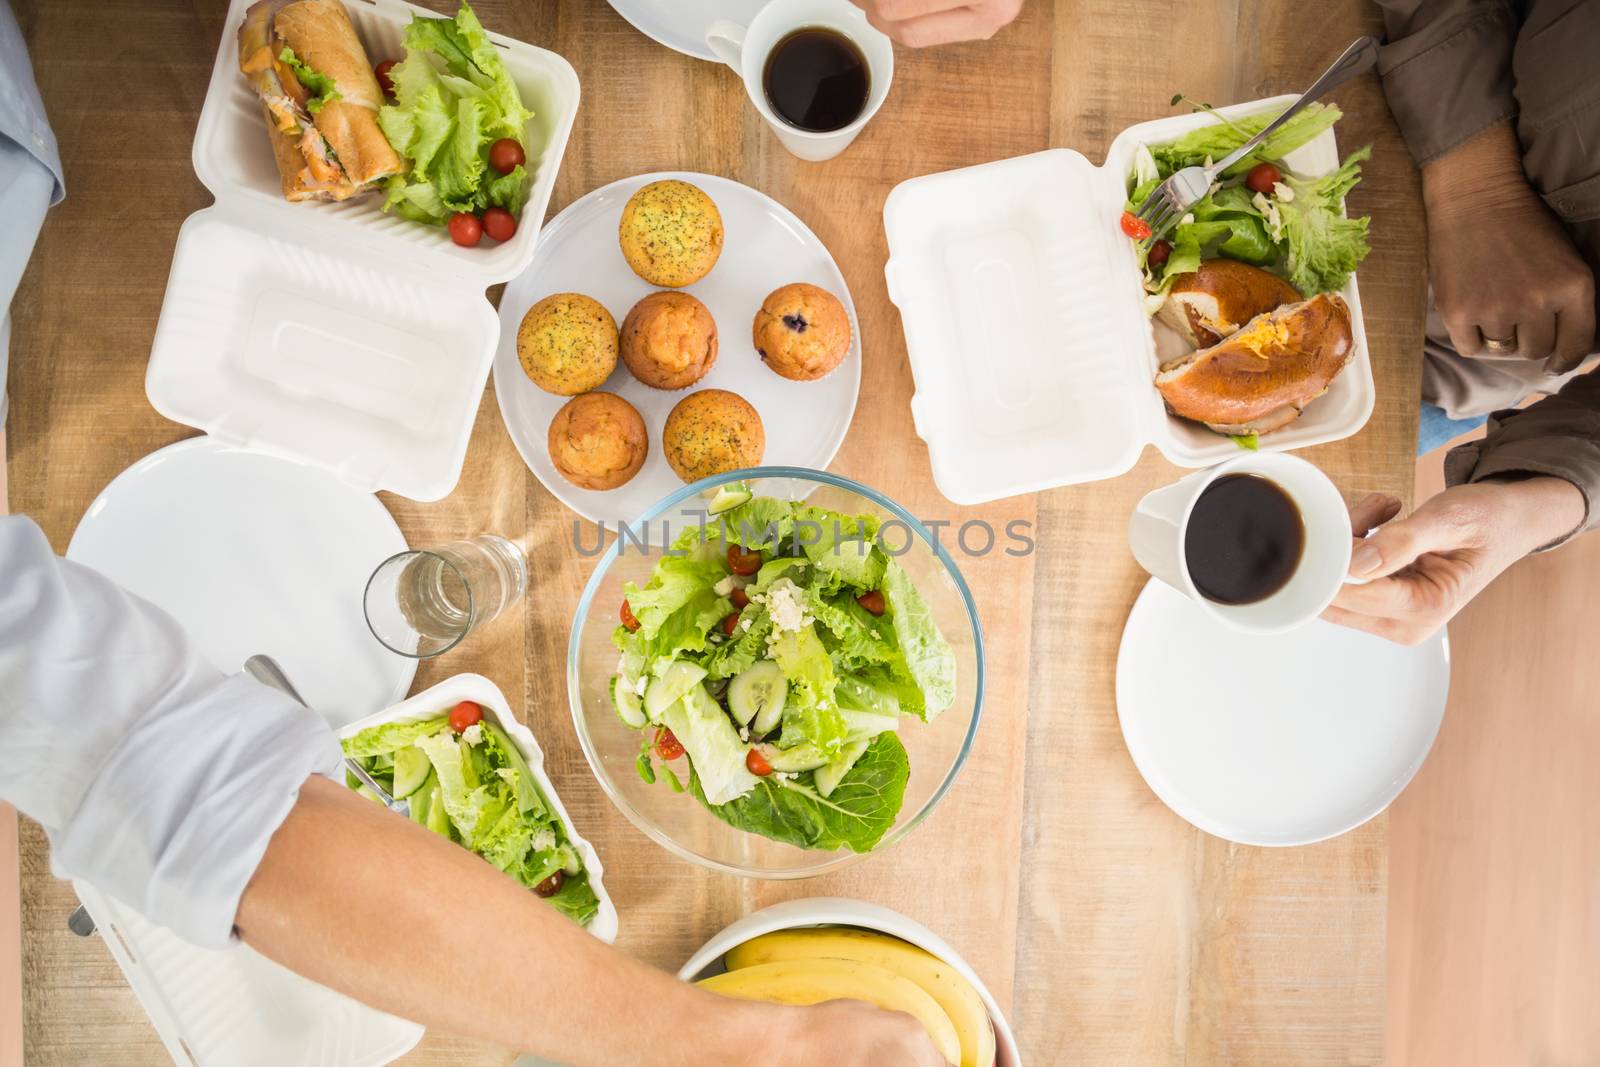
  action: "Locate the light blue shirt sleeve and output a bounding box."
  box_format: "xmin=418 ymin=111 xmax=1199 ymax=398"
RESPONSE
xmin=0 ymin=515 xmax=343 ymax=949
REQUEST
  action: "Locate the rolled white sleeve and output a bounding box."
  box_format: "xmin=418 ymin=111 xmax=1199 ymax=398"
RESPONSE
xmin=0 ymin=515 xmax=341 ymax=948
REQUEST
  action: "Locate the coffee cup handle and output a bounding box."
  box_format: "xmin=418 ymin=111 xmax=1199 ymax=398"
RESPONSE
xmin=705 ymin=19 xmax=748 ymax=71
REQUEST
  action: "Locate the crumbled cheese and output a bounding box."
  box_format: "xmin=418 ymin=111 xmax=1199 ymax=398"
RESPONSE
xmin=774 ymin=771 xmax=796 ymax=782
xmin=712 ymin=575 xmax=736 ymax=597
xmin=1179 ymin=212 xmax=1194 ymax=227
xmin=1271 ymin=180 xmax=1294 ymax=202
xmin=531 ymin=828 xmax=556 ymax=853
xmin=740 ymin=616 xmax=753 ymax=631
xmin=1251 ymin=190 xmax=1284 ymax=241
xmin=738 ymin=726 xmax=750 ymax=743
xmin=461 ymin=723 xmax=484 ymax=746
xmin=495 ymin=767 xmax=517 ymax=783
xmin=761 ymin=578 xmax=808 ymax=634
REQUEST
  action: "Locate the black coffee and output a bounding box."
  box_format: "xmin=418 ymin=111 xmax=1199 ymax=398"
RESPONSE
xmin=1184 ymin=474 xmax=1305 ymax=605
xmin=763 ymin=27 xmax=870 ymax=133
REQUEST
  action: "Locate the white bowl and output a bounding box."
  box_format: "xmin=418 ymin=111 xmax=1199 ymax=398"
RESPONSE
xmin=678 ymin=898 xmax=1021 ymax=1066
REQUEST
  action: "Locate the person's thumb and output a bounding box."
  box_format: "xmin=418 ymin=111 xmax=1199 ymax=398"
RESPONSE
xmin=1347 ymin=502 xmax=1460 ymax=580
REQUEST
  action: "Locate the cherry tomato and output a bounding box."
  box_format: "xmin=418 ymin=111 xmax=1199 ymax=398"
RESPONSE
xmin=534 ymin=870 xmax=565 ymax=897
xmin=620 ymin=600 xmax=641 ymax=633
xmin=721 ymin=611 xmax=741 ymax=636
xmin=655 ymin=728 xmax=685 ymax=761
xmin=726 ymin=542 xmax=763 ymax=576
xmin=730 ymin=587 xmax=751 ymax=609
xmin=1119 ymin=210 xmax=1152 ymax=241
xmin=1245 ymin=162 xmax=1283 ymax=196
xmin=448 ymin=212 xmax=483 ymax=247
xmin=482 ymin=206 xmax=517 ymax=243
xmin=746 ymin=748 xmax=774 ymax=777
xmin=449 ymin=700 xmax=483 ymax=733
xmin=374 ymin=60 xmax=397 ymax=97
xmin=488 ymin=137 xmax=526 ymax=176
xmin=1146 ymin=239 xmax=1172 ymax=269
xmin=856 ymin=590 xmax=886 ymax=617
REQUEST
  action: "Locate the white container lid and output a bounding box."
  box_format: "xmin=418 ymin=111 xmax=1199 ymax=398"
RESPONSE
xmin=147 ymin=0 xmax=581 ymax=501
xmin=883 ymin=95 xmax=1374 ymax=505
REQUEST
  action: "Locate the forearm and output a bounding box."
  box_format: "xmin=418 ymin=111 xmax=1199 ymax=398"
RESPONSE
xmin=237 ymin=776 xmax=778 ymax=1066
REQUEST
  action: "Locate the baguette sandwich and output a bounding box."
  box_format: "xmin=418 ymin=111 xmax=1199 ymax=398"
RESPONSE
xmin=237 ymin=0 xmax=405 ymax=201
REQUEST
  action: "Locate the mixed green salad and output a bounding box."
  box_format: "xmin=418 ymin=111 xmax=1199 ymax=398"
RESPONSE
xmin=611 ymin=491 xmax=958 ymax=854
xmin=1123 ymin=99 xmax=1372 ymax=304
xmin=376 ymin=2 xmax=532 ymax=226
xmin=343 ymin=701 xmax=600 ymax=925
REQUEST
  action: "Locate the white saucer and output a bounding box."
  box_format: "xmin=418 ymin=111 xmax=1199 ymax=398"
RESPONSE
xmin=493 ymin=171 xmax=861 ymax=526
xmin=67 ymin=437 xmax=415 ymax=726
xmin=605 ymin=0 xmax=763 ymax=61
xmin=1116 ymin=577 xmax=1449 ymax=846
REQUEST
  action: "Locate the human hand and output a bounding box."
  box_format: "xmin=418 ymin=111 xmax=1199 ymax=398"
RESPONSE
xmin=767 ymin=1000 xmax=947 ymax=1066
xmin=1422 ymin=121 xmax=1595 ymax=373
xmin=851 ymin=0 xmax=1022 ymax=47
xmin=1321 ymin=478 xmax=1585 ymax=645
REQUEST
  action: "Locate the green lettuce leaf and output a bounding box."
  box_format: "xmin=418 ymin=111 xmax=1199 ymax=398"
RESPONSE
xmin=689 ymin=732 xmax=909 ymax=853
xmin=484 ymin=163 xmax=530 ymax=215
xmin=1278 ymin=146 xmax=1372 ymax=295
xmin=341 ymin=716 xmax=449 ymax=757
xmin=882 ymin=561 xmax=957 ymax=720
xmin=772 ymin=624 xmax=847 ymax=754
xmin=545 ymin=872 xmax=601 ymax=925
xmin=277 ymin=47 xmax=340 ymax=114
xmin=1153 ymin=101 xmax=1342 ymax=179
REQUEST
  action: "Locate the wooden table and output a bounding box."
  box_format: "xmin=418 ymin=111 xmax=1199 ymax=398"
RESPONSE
xmin=6 ymin=1 xmax=1424 ymax=1063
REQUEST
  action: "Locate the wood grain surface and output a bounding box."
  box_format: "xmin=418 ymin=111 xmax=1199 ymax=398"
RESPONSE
xmin=4 ymin=1 xmax=1423 ymax=1064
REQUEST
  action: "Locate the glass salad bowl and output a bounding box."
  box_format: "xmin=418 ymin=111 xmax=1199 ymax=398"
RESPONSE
xmin=567 ymin=467 xmax=985 ymax=878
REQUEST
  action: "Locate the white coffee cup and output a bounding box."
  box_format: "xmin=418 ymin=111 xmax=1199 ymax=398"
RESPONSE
xmin=1128 ymin=452 xmax=1353 ymax=634
xmin=706 ymin=0 xmax=894 ymax=163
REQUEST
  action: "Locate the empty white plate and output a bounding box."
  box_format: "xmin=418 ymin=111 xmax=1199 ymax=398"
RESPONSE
xmin=67 ymin=436 xmax=415 ymax=725
xmin=494 ymin=171 xmax=861 ymax=527
xmin=1116 ymin=577 xmax=1449 ymax=846
xmin=605 ymin=0 xmax=763 ymax=61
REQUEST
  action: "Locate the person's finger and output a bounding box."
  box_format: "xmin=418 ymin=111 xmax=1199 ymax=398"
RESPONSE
xmin=1473 ymin=316 xmax=1520 ymax=357
xmin=1515 ymin=310 xmax=1556 ymax=362
xmin=879 ymin=5 xmax=1001 ymax=46
xmin=1549 ymin=287 xmax=1596 ymax=375
xmin=1330 ymin=572 xmax=1430 ymax=617
xmin=1321 ymin=603 xmax=1435 ymax=646
xmin=1441 ymin=312 xmax=1485 ymax=357
xmin=1346 ymin=504 xmax=1466 ymax=579
xmin=1348 ymin=492 xmax=1402 ymax=535
xmin=870 ymin=0 xmax=973 ymax=21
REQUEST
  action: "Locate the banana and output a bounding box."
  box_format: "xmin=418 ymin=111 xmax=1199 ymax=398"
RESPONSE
xmin=699 ymin=957 xmax=962 ymax=1065
xmin=726 ymin=928 xmax=996 ymax=1067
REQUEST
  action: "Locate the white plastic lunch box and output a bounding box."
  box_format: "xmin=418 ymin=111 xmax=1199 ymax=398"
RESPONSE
xmin=145 ymin=0 xmax=580 ymax=501
xmin=882 ymin=94 xmax=1374 ymax=505
xmin=73 ymin=673 xmax=615 ymax=1067
xmin=676 ymin=898 xmax=1023 ymax=1067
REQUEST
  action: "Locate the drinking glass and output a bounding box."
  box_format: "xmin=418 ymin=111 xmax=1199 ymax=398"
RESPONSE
xmin=363 ymin=535 xmax=528 ymax=658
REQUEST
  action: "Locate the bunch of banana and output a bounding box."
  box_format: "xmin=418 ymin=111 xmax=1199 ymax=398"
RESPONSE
xmin=697 ymin=926 xmax=997 ymax=1067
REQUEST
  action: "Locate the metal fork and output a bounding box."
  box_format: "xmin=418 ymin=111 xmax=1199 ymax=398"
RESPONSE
xmin=243 ymin=653 xmax=410 ymax=817
xmin=1133 ymin=35 xmax=1380 ymax=244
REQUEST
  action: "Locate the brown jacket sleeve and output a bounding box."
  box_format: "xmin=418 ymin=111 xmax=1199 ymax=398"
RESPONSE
xmin=1374 ymin=0 xmax=1520 ymax=164
xmin=1445 ymin=370 xmax=1600 ymax=546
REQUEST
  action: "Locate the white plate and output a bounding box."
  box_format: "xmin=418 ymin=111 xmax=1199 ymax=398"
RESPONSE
xmin=1116 ymin=578 xmax=1449 ymax=846
xmin=494 ymin=171 xmax=861 ymax=525
xmin=67 ymin=437 xmax=415 ymax=725
xmin=605 ymin=0 xmax=764 ymax=61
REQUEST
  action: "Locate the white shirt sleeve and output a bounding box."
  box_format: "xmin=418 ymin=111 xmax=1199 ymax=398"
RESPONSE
xmin=0 ymin=514 xmax=342 ymax=949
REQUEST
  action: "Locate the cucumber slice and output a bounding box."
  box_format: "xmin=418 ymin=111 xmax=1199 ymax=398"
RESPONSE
xmin=758 ymin=741 xmax=830 ymax=773
xmin=841 ymin=707 xmax=899 ymax=742
xmin=728 ymin=660 xmax=787 ymax=730
xmin=611 ymin=675 xmax=647 ymax=729
xmin=814 ymin=739 xmax=871 ymax=798
xmin=392 ymin=745 xmax=433 ymax=799
xmin=706 ymin=482 xmax=752 ymax=514
xmin=423 ymin=781 xmax=452 ymax=838
xmin=645 ymin=661 xmax=710 ymax=722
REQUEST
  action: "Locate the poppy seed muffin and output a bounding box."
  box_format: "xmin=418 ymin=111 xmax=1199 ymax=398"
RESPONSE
xmin=752 ymin=283 xmax=851 ymax=381
xmin=661 ymin=389 xmax=764 ymax=483
xmin=618 ymin=180 xmax=724 ymax=288
xmin=517 ymin=293 xmax=619 ymax=396
xmin=547 ymin=392 xmax=648 ymax=491
xmin=620 ymin=291 xmax=719 ymax=390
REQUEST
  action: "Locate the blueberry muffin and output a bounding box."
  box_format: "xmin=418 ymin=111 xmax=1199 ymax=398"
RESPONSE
xmin=517 ymin=293 xmax=618 ymax=396
xmin=661 ymin=389 xmax=764 ymax=483
xmin=751 ymin=283 xmax=851 ymax=381
xmin=620 ymin=292 xmax=719 ymax=390
xmin=547 ymin=392 xmax=648 ymax=490
xmin=618 ymin=180 xmax=724 ymax=288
